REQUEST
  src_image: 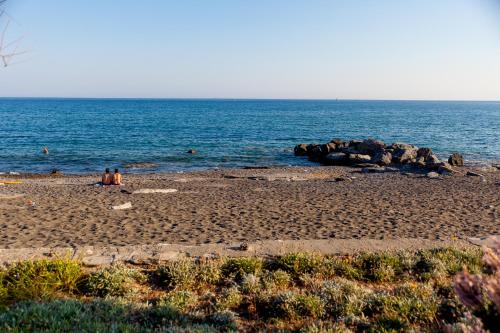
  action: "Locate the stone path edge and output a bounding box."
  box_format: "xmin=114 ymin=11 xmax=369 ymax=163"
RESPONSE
xmin=0 ymin=236 xmax=497 ymax=267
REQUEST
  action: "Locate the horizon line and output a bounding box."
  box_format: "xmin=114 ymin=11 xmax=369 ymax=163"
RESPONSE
xmin=1 ymin=96 xmax=500 ymax=103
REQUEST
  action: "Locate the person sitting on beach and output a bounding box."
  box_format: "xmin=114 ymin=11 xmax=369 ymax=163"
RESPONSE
xmin=102 ymin=168 xmax=113 ymax=185
xmin=113 ymin=168 xmax=122 ymax=185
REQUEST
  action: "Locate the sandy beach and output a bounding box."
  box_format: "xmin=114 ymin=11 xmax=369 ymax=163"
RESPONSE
xmin=0 ymin=166 xmax=498 ymax=249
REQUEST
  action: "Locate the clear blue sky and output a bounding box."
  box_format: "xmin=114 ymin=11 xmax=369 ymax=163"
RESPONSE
xmin=1 ymin=0 xmax=500 ymax=100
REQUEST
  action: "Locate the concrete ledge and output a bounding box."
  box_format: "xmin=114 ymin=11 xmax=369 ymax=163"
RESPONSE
xmin=0 ymin=237 xmax=496 ymax=267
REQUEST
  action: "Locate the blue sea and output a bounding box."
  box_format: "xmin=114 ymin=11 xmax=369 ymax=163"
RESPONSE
xmin=0 ymin=99 xmax=498 ymax=174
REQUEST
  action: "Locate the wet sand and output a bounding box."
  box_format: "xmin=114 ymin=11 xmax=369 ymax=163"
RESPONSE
xmin=0 ymin=166 xmax=498 ymax=249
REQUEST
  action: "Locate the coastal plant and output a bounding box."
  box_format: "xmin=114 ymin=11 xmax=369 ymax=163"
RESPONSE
xmin=220 ymin=257 xmax=263 ymax=281
xmin=366 ymin=283 xmax=439 ymax=330
xmin=295 ymin=294 xmax=325 ymax=319
xmin=300 ymin=322 xmax=353 ymax=333
xmin=415 ymin=247 xmax=483 ymax=281
xmin=155 ymin=260 xmax=197 ymax=291
xmin=322 ymin=256 xmax=362 ymax=280
xmin=83 ymin=265 xmax=146 ymax=297
xmin=206 ymin=310 xmax=238 ymax=332
xmin=2 ymin=258 xmax=82 ymax=303
xmin=276 ymin=252 xmax=323 ymax=279
xmin=0 ymin=299 xmax=140 ymax=332
xmin=240 ymin=273 xmax=260 ymax=295
xmin=355 ymin=252 xmax=405 ymax=282
xmin=319 ymin=278 xmax=372 ymax=318
xmin=262 ymin=270 xmax=291 ymax=290
xmin=196 ymin=259 xmax=223 ymax=286
xmin=257 ymin=291 xmax=299 ymax=320
xmin=256 ymin=291 xmax=325 ymax=320
xmin=158 ymin=290 xmax=198 ymax=312
xmin=216 ymin=287 xmax=243 ymax=310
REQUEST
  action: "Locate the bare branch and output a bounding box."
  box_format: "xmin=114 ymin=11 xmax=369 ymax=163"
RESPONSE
xmin=0 ymin=1 xmax=27 ymax=68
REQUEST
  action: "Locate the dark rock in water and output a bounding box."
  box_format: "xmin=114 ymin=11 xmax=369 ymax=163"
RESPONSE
xmin=330 ymin=138 xmax=346 ymax=146
xmin=417 ymin=148 xmax=433 ymax=159
xmin=448 ymin=153 xmax=464 ymax=167
xmin=357 ymin=139 xmax=386 ymax=154
xmin=348 ymin=153 xmax=372 ymax=164
xmin=187 ymin=149 xmax=197 ymax=154
xmin=321 ymin=143 xmax=337 ymax=154
xmin=391 ymin=142 xmax=417 ymax=150
xmin=243 ymin=166 xmax=270 ymax=170
xmin=341 ymin=147 xmax=361 ymax=154
xmin=371 ymin=150 xmax=392 ymax=166
xmin=50 ymin=169 xmax=63 ymax=176
xmin=392 ymin=147 xmax=417 ymax=164
xmin=294 ymin=144 xmax=309 ymax=156
xmin=348 ymin=140 xmax=363 ymax=148
xmin=324 ymin=152 xmax=348 ymax=165
xmin=308 ymin=145 xmax=327 ymax=162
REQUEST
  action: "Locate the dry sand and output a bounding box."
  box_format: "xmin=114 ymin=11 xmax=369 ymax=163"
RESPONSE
xmin=0 ymin=166 xmax=498 ymax=249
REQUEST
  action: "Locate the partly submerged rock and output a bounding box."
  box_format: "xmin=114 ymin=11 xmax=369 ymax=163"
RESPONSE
xmin=357 ymin=139 xmax=386 ymax=154
xmin=448 ymin=153 xmax=464 ymax=167
xmin=293 ymin=144 xmax=309 ymax=156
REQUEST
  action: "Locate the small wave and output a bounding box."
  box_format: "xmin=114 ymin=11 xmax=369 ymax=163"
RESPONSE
xmin=123 ymin=162 xmax=159 ymax=169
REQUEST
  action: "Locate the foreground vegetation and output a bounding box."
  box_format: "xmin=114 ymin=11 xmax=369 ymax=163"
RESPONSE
xmin=0 ymin=247 xmax=498 ymax=332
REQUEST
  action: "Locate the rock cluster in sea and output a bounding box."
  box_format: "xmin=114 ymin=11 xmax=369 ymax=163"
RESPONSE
xmin=294 ymin=138 xmax=464 ymax=174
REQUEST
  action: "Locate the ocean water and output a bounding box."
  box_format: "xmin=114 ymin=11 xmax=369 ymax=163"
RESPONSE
xmin=0 ymin=98 xmax=498 ymax=174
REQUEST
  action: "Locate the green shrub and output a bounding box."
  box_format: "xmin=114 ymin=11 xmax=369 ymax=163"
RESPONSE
xmin=322 ymin=256 xmax=361 ymax=280
xmin=319 ymin=278 xmax=371 ymax=318
xmin=262 ymin=270 xmax=291 ymax=290
xmin=196 ymin=260 xmax=223 ymax=286
xmin=257 ymin=291 xmax=324 ymax=320
xmin=155 ymin=260 xmax=197 ymax=291
xmin=2 ymin=258 xmax=82 ymax=303
xmin=159 ymin=290 xmax=198 ymax=311
xmin=415 ymin=248 xmax=483 ymax=281
xmin=240 ymin=274 xmax=260 ymax=294
xmin=366 ymin=283 xmax=439 ymax=328
xmin=276 ymin=253 xmax=323 ymax=278
xmin=217 ymin=287 xmax=243 ymax=310
xmin=83 ymin=265 xmax=145 ymax=297
xmin=356 ymin=252 xmax=404 ymax=282
xmin=258 ymin=291 xmax=298 ymax=320
xmin=221 ymin=258 xmax=263 ymax=281
xmin=0 ymin=299 xmax=139 ymax=332
xmin=300 ymin=322 xmax=353 ymax=333
xmin=206 ymin=310 xmax=238 ymax=331
xmin=295 ymin=294 xmax=325 ymax=319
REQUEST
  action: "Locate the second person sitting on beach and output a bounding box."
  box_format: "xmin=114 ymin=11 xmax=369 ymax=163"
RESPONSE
xmin=113 ymin=168 xmax=122 ymax=185
xmin=102 ymin=168 xmax=113 ymax=185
